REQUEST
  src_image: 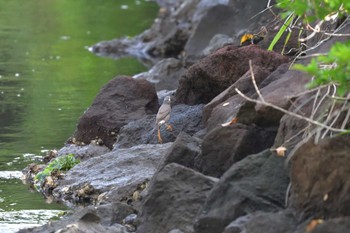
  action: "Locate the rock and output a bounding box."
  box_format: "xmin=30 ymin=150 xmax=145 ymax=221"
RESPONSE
xmin=137 ymin=163 xmax=218 ymax=233
xmin=133 ymin=58 xmax=185 ymax=91
xmin=202 ymin=34 xmax=234 ymax=56
xmin=184 ymin=0 xmax=277 ymax=62
xmin=289 ymin=135 xmax=350 ymax=219
xmin=203 ymin=65 xmax=271 ymax=130
xmin=223 ymin=210 xmax=296 ymax=233
xmin=17 ymin=203 xmax=130 ymax=233
xmin=296 ymin=217 xmax=350 ymax=233
xmin=194 ymin=149 xmax=289 ymax=233
xmin=115 ymin=104 xmax=204 ymax=148
xmin=71 ymin=76 xmax=159 ymax=149
xmin=52 ymin=143 xmax=172 ymax=205
xmin=253 ymin=68 xmax=310 ymax=126
xmin=157 ymin=131 xmax=202 ymax=171
xmin=57 ymin=144 xmax=110 ymax=161
xmin=199 ymin=123 xmax=277 ymax=177
xmin=175 ymin=45 xmax=289 ymax=105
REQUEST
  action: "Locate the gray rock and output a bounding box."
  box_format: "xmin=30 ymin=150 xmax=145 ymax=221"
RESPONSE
xmin=133 ymin=58 xmax=185 ymax=91
xmin=194 ymin=149 xmax=289 ymax=233
xmin=137 ymin=163 xmax=218 ymax=233
xmin=157 ymin=131 xmax=202 ymax=172
xmin=57 ymin=144 xmax=110 ymax=161
xmin=224 ymin=210 xmax=296 ymax=233
xmin=115 ymin=104 xmax=204 ymax=148
xmin=199 ymin=123 xmax=277 ymax=177
xmin=17 ymin=203 xmax=130 ymax=233
xmin=52 ymin=143 xmax=172 ymax=205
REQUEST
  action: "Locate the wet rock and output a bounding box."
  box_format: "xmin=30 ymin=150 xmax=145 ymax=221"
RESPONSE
xmin=17 ymin=203 xmax=131 ymax=233
xmin=199 ymin=123 xmax=277 ymax=177
xmin=72 ymin=76 xmax=159 ymax=149
xmin=157 ymin=131 xmax=202 ymax=171
xmin=203 ymin=65 xmax=271 ymax=130
xmin=290 ymin=135 xmax=350 ymax=219
xmin=57 ymin=144 xmax=110 ymax=161
xmin=175 ymin=45 xmax=289 ymax=105
xmin=133 ymin=58 xmax=185 ymax=91
xmin=137 ymin=163 xmax=218 ymax=233
xmin=53 ymin=143 xmax=172 ymax=205
xmin=194 ymin=149 xmax=289 ymax=233
xmin=223 ymin=210 xmax=297 ymax=233
xmin=115 ymin=104 xmax=204 ymax=148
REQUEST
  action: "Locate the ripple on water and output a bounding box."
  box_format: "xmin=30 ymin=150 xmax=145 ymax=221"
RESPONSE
xmin=0 ymin=171 xmax=23 ymax=180
xmin=0 ymin=209 xmax=63 ymax=233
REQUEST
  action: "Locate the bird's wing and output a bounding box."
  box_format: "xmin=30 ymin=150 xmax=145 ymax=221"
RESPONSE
xmin=156 ymin=104 xmax=171 ymax=123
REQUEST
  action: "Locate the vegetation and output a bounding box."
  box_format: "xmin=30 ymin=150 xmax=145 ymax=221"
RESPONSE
xmin=275 ymin=0 xmax=350 ymax=96
xmin=35 ymin=154 xmax=80 ymax=190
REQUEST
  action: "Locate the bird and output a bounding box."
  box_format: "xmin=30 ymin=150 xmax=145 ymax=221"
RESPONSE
xmin=156 ymin=96 xmax=172 ymax=143
xmin=240 ymin=33 xmax=264 ymax=46
xmin=240 ymin=27 xmax=267 ymax=46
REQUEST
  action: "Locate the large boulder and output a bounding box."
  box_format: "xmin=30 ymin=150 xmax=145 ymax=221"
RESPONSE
xmin=52 ymin=143 xmax=172 ymax=205
xmin=199 ymin=123 xmax=277 ymax=177
xmin=194 ymin=149 xmax=289 ymax=233
xmin=71 ymin=76 xmax=159 ymax=149
xmin=175 ymin=45 xmax=289 ymax=105
xmin=290 ymin=135 xmax=350 ymax=219
xmin=137 ymin=163 xmax=218 ymax=233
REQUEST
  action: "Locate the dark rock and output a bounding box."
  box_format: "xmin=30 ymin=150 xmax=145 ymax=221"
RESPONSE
xmin=133 ymin=58 xmax=185 ymax=91
xmin=57 ymin=144 xmax=110 ymax=161
xmin=290 ymin=135 xmax=350 ymax=219
xmin=297 ymin=217 xmax=350 ymax=233
xmin=17 ymin=203 xmax=130 ymax=233
xmin=203 ymin=65 xmax=271 ymax=130
xmin=233 ymin=64 xmax=310 ymax=127
xmin=175 ymin=45 xmax=289 ymax=105
xmin=137 ymin=163 xmax=218 ymax=233
xmin=52 ymin=143 xmax=172 ymax=206
xmin=157 ymin=131 xmax=202 ymax=171
xmin=223 ymin=210 xmax=297 ymax=233
xmin=72 ymin=76 xmax=159 ymax=149
xmin=115 ymin=104 xmax=204 ymax=148
xmin=194 ymin=149 xmax=289 ymax=233
xmin=199 ymin=123 xmax=277 ymax=177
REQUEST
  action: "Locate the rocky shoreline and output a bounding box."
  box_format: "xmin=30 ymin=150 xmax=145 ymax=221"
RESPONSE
xmin=19 ymin=0 xmax=350 ymax=233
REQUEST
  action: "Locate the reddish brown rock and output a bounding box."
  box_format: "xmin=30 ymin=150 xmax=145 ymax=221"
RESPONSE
xmin=290 ymin=135 xmax=350 ymax=219
xmin=175 ymin=45 xmax=289 ymax=105
xmin=72 ymin=76 xmax=159 ymax=149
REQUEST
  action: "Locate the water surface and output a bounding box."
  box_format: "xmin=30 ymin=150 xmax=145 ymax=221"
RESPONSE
xmin=0 ymin=0 xmax=158 ymax=231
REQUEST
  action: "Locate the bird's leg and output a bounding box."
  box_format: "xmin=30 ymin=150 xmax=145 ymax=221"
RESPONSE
xmin=165 ymin=123 xmax=173 ymax=131
xmin=157 ymin=126 xmax=163 ymax=144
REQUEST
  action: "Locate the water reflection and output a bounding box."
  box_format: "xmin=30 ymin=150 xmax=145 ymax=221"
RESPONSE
xmin=0 ymin=0 xmax=158 ymax=230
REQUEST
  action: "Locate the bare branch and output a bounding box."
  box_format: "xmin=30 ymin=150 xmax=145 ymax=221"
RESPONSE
xmin=234 ymin=88 xmax=347 ymax=133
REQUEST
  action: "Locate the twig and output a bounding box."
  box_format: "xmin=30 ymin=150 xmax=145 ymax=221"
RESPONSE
xmin=234 ymin=88 xmax=347 ymax=133
xmin=248 ymin=60 xmax=264 ymax=101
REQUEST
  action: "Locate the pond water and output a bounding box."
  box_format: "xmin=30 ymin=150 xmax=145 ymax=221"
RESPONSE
xmin=0 ymin=0 xmax=158 ymax=232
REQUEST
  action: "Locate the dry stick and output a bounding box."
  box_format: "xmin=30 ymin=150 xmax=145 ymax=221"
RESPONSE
xmin=234 ymin=89 xmax=346 ymax=133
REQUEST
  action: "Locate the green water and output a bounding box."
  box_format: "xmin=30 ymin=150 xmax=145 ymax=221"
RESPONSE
xmin=0 ymin=0 xmax=158 ymax=231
